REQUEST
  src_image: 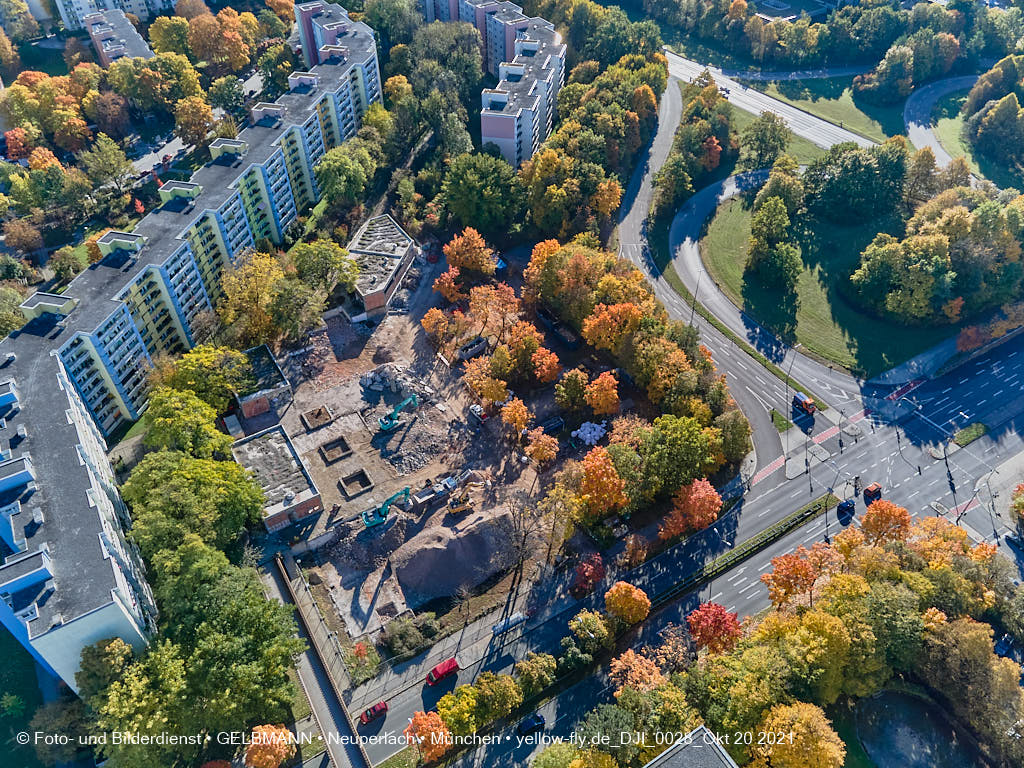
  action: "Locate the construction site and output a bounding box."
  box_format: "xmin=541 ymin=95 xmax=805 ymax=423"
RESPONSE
xmin=243 ymin=271 xmax=554 ymax=646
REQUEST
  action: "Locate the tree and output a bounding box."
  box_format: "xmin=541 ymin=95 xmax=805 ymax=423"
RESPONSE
xmin=218 ymin=251 xmax=285 ymax=345
xmin=534 ymin=742 xmax=579 ymax=768
xmin=860 ymin=500 xmax=911 ymax=544
xmin=77 ymin=637 xmax=133 ymax=702
xmin=3 ymin=219 xmax=41 ymax=256
xmin=50 ymin=246 xmax=88 ymax=283
xmin=174 ymin=95 xmax=213 ymax=147
xmin=501 ymin=397 xmax=532 ymax=435
xmin=579 ymin=446 xmax=627 ymax=518
xmin=750 ymin=703 xmax=845 ymax=768
xmin=314 ymin=141 xmax=377 ymax=205
xmin=474 ymin=672 xmax=522 ymax=722
xmin=687 ymin=602 xmax=742 ymax=654
xmin=761 ymin=548 xmax=819 ymax=606
xmin=442 ymin=152 xmax=523 ymax=235
xmin=143 ymin=387 xmax=233 ymax=458
xmin=29 ymin=699 xmax=89 ymax=764
xmin=364 ymin=0 xmax=421 ymax=51
xmin=94 ymin=92 xmax=131 ymax=138
xmin=525 ymin=428 xmax=559 ymax=465
xmin=405 ymin=711 xmax=451 ymax=762
xmin=555 ymin=368 xmax=589 ymax=412
xmin=569 ymin=609 xmax=611 ymax=654
xmin=175 ymin=0 xmax=209 ymax=17
xmin=291 ymin=239 xmax=358 ymax=293
xmin=742 ymin=111 xmax=792 ymax=168
xmin=122 ymin=451 xmax=263 ymax=560
xmin=437 ymin=685 xmax=478 ymax=736
xmin=158 ymin=344 xmax=252 ymax=413
xmin=609 ymin=648 xmax=664 ymax=696
xmin=0 ymin=286 xmax=24 ymax=338
xmin=585 ymin=371 xmax=619 ymax=415
xmin=244 ymin=724 xmax=296 ymax=768
xmin=515 ymin=652 xmax=557 ymax=697
xmin=604 ymin=581 xmax=651 ymax=624
xmin=0 ymin=28 xmax=18 ymax=76
xmin=4 ymin=127 xmax=29 ymax=159
xmin=433 ymin=266 xmax=463 ymax=302
xmin=209 ymin=76 xmax=244 ymax=114
xmin=444 ymin=227 xmax=495 ymax=275
xmin=149 ymin=15 xmax=191 ymax=55
xmin=660 ymin=478 xmax=722 ymax=540
xmin=80 ymin=133 xmax=134 ymax=196
xmin=532 ymin=347 xmax=562 ymax=383
xmin=582 ymin=302 xmax=643 ymax=352
xmin=267 ymin=0 xmax=294 ymax=21
xmin=421 ymin=307 xmax=449 ymax=342
xmin=572 ymin=553 xmax=606 ymax=595
xmin=715 ymin=409 xmax=751 ymax=463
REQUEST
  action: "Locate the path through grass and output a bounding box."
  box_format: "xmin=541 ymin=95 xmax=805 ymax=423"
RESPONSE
xmin=932 ymin=91 xmax=1024 ymax=190
xmin=699 ymin=199 xmax=954 ymax=376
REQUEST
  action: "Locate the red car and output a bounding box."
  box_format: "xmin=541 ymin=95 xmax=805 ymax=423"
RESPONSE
xmin=359 ymin=701 xmax=388 ymax=725
xmin=426 ymin=657 xmax=459 ymax=685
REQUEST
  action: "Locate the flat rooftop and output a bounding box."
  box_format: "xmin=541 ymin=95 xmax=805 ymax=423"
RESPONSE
xmin=232 ymin=426 xmax=320 ymax=518
xmin=84 ymin=10 xmax=154 ymax=62
xmin=481 ymin=19 xmax=563 ymax=118
xmin=347 ymin=215 xmax=416 ymax=296
xmin=238 ymin=344 xmax=290 ymax=399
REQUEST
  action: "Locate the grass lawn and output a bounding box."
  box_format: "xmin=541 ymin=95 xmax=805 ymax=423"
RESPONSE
xmin=954 ymin=422 xmax=987 ymax=447
xmin=700 ymin=199 xmax=954 ymax=376
xmin=378 ymin=745 xmax=419 ymax=768
xmin=0 ymin=627 xmax=44 ymax=768
xmin=747 ymin=78 xmax=905 ymax=144
xmin=731 ymin=107 xmax=827 ymax=165
xmin=770 ymin=408 xmax=793 ymax=432
xmin=932 ymin=91 xmax=1024 ymax=190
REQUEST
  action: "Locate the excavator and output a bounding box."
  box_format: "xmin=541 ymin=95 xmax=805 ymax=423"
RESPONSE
xmin=378 ymin=395 xmax=419 ymax=432
xmin=447 ymin=490 xmax=472 ymax=515
xmin=362 ymin=487 xmax=411 ymax=528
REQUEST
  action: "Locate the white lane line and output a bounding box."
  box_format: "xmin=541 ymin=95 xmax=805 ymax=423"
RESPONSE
xmin=726 ymin=605 xmax=736 ymax=613
xmin=759 ymin=561 xmax=774 ymax=572
xmin=738 ymin=581 xmax=761 ymax=595
xmin=726 ymin=567 xmax=748 ymax=583
xmin=710 ymin=591 xmax=723 ymax=602
xmin=757 ymin=506 xmax=774 ymax=518
xmin=907 ymin=489 xmax=921 ymax=498
xmin=941 ymin=387 xmax=952 ymax=394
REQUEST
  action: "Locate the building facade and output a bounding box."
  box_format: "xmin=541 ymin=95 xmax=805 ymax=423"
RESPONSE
xmin=83 ymin=9 xmax=153 ymax=67
xmin=51 ymin=0 xmax=172 ymax=33
xmin=480 ymin=18 xmax=565 ymax=167
xmin=0 ymin=4 xmax=380 ymax=693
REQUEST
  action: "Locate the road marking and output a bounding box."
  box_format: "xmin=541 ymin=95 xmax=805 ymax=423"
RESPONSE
xmin=907 ymin=489 xmax=921 ymax=498
xmin=738 ymin=581 xmax=761 ymax=595
xmin=751 ymin=455 xmax=786 ymax=485
xmin=726 ymin=605 xmax=736 ymax=613
xmin=710 ymin=591 xmax=723 ymax=602
xmin=726 ymin=567 xmax=747 ymax=582
xmin=759 ymin=561 xmax=774 ymax=572
xmin=942 ymin=387 xmax=952 ymax=394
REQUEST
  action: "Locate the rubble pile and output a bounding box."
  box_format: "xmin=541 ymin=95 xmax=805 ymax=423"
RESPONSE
xmin=360 ymin=363 xmax=437 ymax=402
xmin=573 ymin=421 xmax=608 ymax=446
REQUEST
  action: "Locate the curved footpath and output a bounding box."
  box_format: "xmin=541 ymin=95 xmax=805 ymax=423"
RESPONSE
xmin=902 ymin=74 xmax=979 ymax=167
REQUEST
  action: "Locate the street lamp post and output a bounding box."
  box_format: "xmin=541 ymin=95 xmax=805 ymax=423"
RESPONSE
xmin=689 ymin=267 xmax=703 ymax=325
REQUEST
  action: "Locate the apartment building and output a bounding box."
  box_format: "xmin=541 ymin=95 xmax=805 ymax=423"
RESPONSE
xmin=0 ymin=6 xmax=380 ymax=693
xmin=421 ymin=0 xmax=458 ymax=22
xmin=480 ymin=18 xmax=565 ymax=167
xmin=51 ymin=0 xmax=171 ymax=33
xmin=83 ymin=9 xmax=153 ymax=67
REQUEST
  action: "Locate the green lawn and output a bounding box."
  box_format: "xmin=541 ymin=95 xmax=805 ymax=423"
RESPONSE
xmin=732 ymin=107 xmax=827 ymax=165
xmin=0 ymin=627 xmax=44 ymax=768
xmin=747 ymin=78 xmax=905 ymax=144
xmin=700 ymin=199 xmax=954 ymax=376
xmin=954 ymin=423 xmax=987 ymax=447
xmin=770 ymin=408 xmax=793 ymax=432
xmin=932 ymin=91 xmax=1024 ymax=190
xmin=378 ymin=745 xmax=419 ymax=768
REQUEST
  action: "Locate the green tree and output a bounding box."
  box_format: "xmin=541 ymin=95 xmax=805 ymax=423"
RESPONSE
xmin=150 ymin=535 xmax=231 ymax=626
xmin=121 ymin=450 xmax=263 ymax=560
xmin=50 ymin=246 xmax=88 ymax=283
xmin=270 ymin=277 xmax=325 ymax=340
xmin=314 ymin=142 xmax=378 ymax=206
xmin=291 ymin=239 xmax=359 ymax=293
xmin=29 ymin=699 xmax=89 ymax=764
xmin=159 ymin=344 xmax=252 ymax=413
xmin=208 ymin=76 xmax=244 ymax=114
xmin=148 ymin=15 xmax=191 ymax=55
xmin=257 ymin=42 xmax=297 ymax=94
xmin=473 ymin=672 xmax=522 ymax=723
xmin=76 ymin=638 xmax=134 ymax=703
xmin=80 ymin=133 xmax=134 ymax=198
xmin=515 ymin=652 xmax=557 ymax=697
xmin=441 ymin=152 xmax=523 ymax=236
xmin=364 ymin=0 xmax=421 ymax=51
xmin=143 ymin=387 xmax=233 ymax=458
xmin=174 ymin=95 xmax=214 ymax=147
xmin=555 ymin=368 xmax=589 ymax=413
xmin=742 ymin=111 xmax=792 ymax=168
xmin=437 ymin=684 xmax=478 ymax=736
xmin=575 ymin=704 xmax=638 ymax=764
xmin=0 ymin=286 xmax=24 ymax=338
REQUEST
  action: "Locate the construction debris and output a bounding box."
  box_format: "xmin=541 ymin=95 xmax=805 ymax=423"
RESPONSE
xmin=573 ymin=421 xmax=608 ymax=446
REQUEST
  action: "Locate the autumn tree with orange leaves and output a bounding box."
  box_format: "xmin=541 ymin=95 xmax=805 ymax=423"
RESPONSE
xmin=525 ymin=428 xmax=559 ymax=464
xmin=687 ymin=602 xmax=742 ymax=654
xmin=579 ymin=446 xmax=627 ymax=519
xmin=860 ymin=500 xmax=911 ymax=544
xmin=660 ymin=478 xmax=722 ymax=541
xmin=582 ymin=302 xmax=643 ymax=353
xmin=609 ymin=648 xmax=664 ymax=695
xmin=501 ymin=397 xmax=532 ymax=436
xmin=244 ymin=725 xmax=295 ymax=768
xmin=463 ymin=357 xmax=508 ymax=404
xmin=468 ymin=283 xmax=520 ymax=340
xmin=761 ymin=547 xmax=819 ymax=606
xmin=404 ymin=711 xmax=451 ymax=762
xmin=444 ymin=227 xmax=495 ymax=275
xmin=433 ymin=266 xmax=463 ymax=302
xmin=531 ymin=347 xmax=562 ymax=383
xmin=605 ymin=581 xmax=651 ymax=624
xmin=421 ymin=307 xmax=449 ymax=342
xmin=585 ymin=371 xmax=620 ymax=415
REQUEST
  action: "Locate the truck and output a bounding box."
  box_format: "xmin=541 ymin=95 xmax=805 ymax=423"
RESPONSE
xmin=792 ymin=391 xmax=816 ymax=416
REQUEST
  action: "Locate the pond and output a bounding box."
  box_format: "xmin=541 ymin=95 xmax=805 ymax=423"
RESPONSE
xmin=855 ymin=690 xmax=984 ymax=768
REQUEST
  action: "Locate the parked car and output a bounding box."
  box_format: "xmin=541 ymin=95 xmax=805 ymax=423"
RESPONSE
xmin=517 ymin=713 xmax=546 ymax=736
xmin=457 ymin=335 xmax=488 ymax=361
xmin=426 ymin=657 xmax=459 ymax=685
xmin=863 ymin=482 xmax=882 ymax=503
xmin=359 ymin=702 xmax=388 ymax=724
xmin=469 ymin=403 xmax=489 ymax=423
xmin=491 ymin=611 xmax=527 ymax=636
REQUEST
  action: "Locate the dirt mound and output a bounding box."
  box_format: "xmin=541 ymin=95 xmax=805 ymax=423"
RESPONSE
xmin=390 ymin=510 xmax=512 ymax=607
xmin=330 ymin=515 xmax=409 ymax=571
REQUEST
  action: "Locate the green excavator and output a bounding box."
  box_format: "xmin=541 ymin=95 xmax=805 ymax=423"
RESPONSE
xmin=362 ymin=487 xmax=411 ymax=528
xmin=378 ymin=395 xmax=419 ymax=432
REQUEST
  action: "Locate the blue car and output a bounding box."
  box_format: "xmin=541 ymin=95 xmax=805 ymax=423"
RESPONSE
xmin=517 ymin=713 xmax=546 ymax=736
xmin=837 ymin=499 xmax=856 ymax=515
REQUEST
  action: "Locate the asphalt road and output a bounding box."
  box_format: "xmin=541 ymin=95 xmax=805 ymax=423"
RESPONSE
xmin=902 ymin=74 xmax=979 ymax=167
